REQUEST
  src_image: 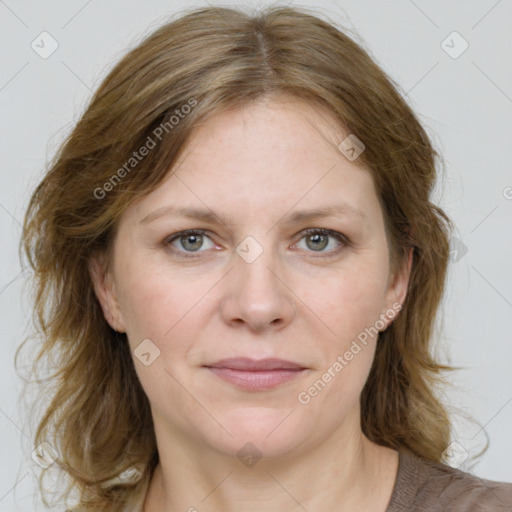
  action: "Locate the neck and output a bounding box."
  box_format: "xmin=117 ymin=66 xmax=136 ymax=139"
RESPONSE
xmin=143 ymin=420 xmax=399 ymax=512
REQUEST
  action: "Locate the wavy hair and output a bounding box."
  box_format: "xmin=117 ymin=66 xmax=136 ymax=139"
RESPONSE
xmin=17 ymin=5 xmax=464 ymax=510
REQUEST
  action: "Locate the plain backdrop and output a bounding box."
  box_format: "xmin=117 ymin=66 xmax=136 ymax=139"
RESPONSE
xmin=1 ymin=0 xmax=511 ymax=510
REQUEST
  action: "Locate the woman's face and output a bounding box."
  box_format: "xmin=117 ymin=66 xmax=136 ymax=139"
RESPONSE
xmin=91 ymin=95 xmax=410 ymax=460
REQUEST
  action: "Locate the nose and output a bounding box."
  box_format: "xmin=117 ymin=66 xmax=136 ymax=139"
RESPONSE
xmin=220 ymin=243 xmax=296 ymax=333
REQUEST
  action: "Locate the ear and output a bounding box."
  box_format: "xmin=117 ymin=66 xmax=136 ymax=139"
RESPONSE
xmin=381 ymin=246 xmax=413 ymax=330
xmin=88 ymin=253 xmax=126 ymax=333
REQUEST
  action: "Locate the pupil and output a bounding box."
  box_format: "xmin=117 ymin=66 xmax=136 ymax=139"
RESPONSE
xmin=183 ymin=234 xmax=202 ymax=251
xmin=308 ymin=233 xmax=327 ymax=251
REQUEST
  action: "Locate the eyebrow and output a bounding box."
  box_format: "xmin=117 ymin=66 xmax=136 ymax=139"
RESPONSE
xmin=140 ymin=203 xmax=367 ymax=227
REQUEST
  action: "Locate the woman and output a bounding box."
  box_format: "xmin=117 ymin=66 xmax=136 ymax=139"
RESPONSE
xmin=17 ymin=5 xmax=512 ymax=511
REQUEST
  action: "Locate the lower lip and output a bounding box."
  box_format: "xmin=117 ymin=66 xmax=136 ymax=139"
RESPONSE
xmin=206 ymin=367 xmax=306 ymax=390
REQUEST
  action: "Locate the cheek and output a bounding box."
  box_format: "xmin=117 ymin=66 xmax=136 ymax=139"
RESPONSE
xmin=306 ymin=259 xmax=389 ymax=342
xmin=116 ymin=261 xmax=201 ymax=343
xmin=116 ymin=266 xmax=200 ymax=406
xmin=297 ymin=269 xmax=385 ymax=420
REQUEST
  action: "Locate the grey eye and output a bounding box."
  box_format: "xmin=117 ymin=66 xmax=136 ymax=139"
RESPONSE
xmin=304 ymin=232 xmax=329 ymax=251
xmin=167 ymin=230 xmax=215 ymax=253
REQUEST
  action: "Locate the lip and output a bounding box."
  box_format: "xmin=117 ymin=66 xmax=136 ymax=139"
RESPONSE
xmin=206 ymin=357 xmax=306 ymax=371
xmin=204 ymin=358 xmax=307 ymax=391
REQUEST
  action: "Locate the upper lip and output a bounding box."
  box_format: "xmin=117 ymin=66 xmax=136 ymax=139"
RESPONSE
xmin=205 ymin=357 xmax=306 ymax=371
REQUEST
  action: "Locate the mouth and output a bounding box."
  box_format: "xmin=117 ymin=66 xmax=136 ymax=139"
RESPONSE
xmin=203 ymin=357 xmax=308 ymax=391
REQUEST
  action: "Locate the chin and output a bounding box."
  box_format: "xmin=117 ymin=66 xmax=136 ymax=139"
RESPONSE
xmin=201 ymin=406 xmax=314 ymax=460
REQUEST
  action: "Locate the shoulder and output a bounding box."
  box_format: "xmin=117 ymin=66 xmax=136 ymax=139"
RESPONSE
xmin=387 ymin=449 xmax=512 ymax=512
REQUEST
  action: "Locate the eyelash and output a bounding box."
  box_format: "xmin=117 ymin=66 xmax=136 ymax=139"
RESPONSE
xmin=164 ymin=228 xmax=350 ymax=259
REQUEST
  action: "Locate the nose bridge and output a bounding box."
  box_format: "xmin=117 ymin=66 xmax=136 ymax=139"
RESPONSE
xmin=221 ymin=234 xmax=294 ymax=330
xmin=235 ymin=234 xmax=282 ymax=298
xmin=239 ymin=240 xmax=276 ymax=286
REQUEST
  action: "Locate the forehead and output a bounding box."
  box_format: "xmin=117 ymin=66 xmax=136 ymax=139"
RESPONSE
xmin=179 ymin=94 xmax=349 ymax=169
xmin=125 ymin=95 xmax=381 ymax=229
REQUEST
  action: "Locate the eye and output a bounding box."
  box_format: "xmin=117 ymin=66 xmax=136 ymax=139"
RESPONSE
xmin=164 ymin=228 xmax=349 ymax=258
xmin=295 ymin=228 xmax=349 ymax=255
xmin=165 ymin=229 xmax=215 ymax=256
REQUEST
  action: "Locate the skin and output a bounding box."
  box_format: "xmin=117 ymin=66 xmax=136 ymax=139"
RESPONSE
xmin=89 ymin=94 xmax=413 ymax=512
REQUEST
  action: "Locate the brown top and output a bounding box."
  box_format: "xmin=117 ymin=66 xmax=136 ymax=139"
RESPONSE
xmin=386 ymin=449 xmax=512 ymax=511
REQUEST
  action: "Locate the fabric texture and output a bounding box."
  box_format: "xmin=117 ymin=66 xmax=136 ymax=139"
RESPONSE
xmin=386 ymin=449 xmax=512 ymax=511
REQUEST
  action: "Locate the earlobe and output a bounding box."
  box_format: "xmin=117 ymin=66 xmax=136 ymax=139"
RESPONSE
xmin=88 ymin=255 xmax=126 ymax=333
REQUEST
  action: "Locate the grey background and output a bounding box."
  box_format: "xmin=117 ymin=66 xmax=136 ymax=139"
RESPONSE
xmin=1 ymin=0 xmax=511 ymax=510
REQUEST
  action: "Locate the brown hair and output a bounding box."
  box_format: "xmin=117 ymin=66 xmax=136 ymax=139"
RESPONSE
xmin=17 ymin=5 xmax=462 ymax=510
